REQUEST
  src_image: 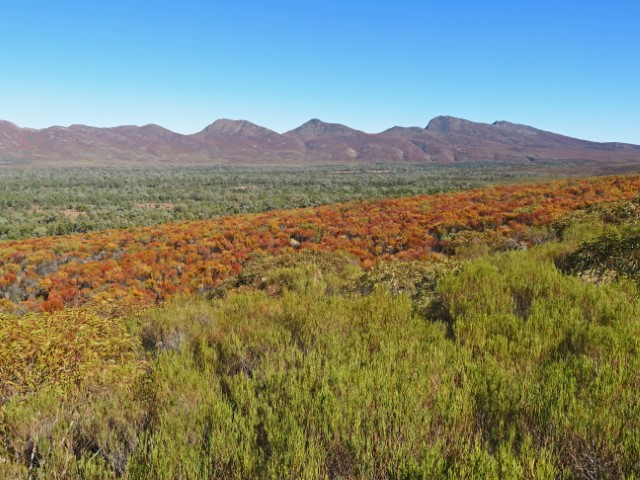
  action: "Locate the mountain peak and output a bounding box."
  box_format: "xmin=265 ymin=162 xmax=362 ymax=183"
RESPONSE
xmin=425 ymin=116 xmax=479 ymax=133
xmin=198 ymin=119 xmax=280 ymax=139
xmin=493 ymin=120 xmax=516 ymax=127
xmin=68 ymin=124 xmax=92 ymax=131
xmin=0 ymin=115 xmax=637 ymax=166
xmin=285 ymin=119 xmax=364 ymax=139
xmin=140 ymin=123 xmax=167 ymax=130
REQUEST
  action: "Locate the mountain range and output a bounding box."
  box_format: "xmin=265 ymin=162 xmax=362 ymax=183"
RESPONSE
xmin=1 ymin=116 xmax=639 ymax=167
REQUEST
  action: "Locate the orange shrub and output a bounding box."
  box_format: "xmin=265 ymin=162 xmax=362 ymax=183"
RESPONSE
xmin=0 ymin=174 xmax=639 ymax=312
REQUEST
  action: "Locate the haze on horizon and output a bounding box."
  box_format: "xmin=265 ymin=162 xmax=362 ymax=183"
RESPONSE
xmin=2 ymin=0 xmax=639 ymax=144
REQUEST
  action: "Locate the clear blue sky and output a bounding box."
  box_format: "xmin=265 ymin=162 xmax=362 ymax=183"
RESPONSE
xmin=2 ymin=0 xmax=639 ymax=142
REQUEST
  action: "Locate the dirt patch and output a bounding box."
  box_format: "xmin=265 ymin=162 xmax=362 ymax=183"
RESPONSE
xmin=62 ymin=209 xmax=87 ymax=218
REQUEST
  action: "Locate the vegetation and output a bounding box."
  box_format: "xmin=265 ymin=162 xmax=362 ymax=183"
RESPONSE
xmin=2 ymin=173 xmax=640 ymax=478
xmin=2 ymin=224 xmax=640 ymax=477
xmin=2 ymin=174 xmax=640 ymax=314
xmin=0 ymin=162 xmax=620 ymax=240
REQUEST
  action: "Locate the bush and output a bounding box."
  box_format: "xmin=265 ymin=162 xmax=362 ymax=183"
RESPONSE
xmin=562 ymin=226 xmax=640 ymax=284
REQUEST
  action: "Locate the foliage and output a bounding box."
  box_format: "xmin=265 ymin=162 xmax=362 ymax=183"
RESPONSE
xmin=2 ymin=239 xmax=640 ymax=478
xmin=563 ymin=226 xmax=640 ymax=283
xmin=434 ymin=253 xmax=640 ymax=478
xmin=2 ymin=174 xmax=640 ymax=313
xmin=0 ymin=306 xmax=142 ymax=401
xmin=553 ymin=195 xmax=640 ymax=283
xmin=0 ymin=162 xmax=577 ymax=241
xmin=3 ymin=174 xmax=640 ymax=477
xmin=345 ymin=257 xmax=459 ymax=314
xmin=215 ymin=250 xmax=362 ymax=297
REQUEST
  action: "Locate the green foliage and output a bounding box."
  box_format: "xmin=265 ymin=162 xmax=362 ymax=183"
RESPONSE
xmin=440 ymin=229 xmax=526 ymax=258
xmin=435 ymin=252 xmax=640 ymax=478
xmin=0 ymin=162 xmax=587 ymax=240
xmin=3 ymin=220 xmax=640 ymax=477
xmin=218 ymin=250 xmax=363 ymax=297
xmin=552 ymin=196 xmax=640 ymax=242
xmin=345 ymin=257 xmax=459 ymax=314
xmin=587 ymin=196 xmax=640 ymax=226
xmin=563 ymin=226 xmax=640 ymax=283
xmin=0 ymin=307 xmax=141 ymax=401
xmin=555 ymin=196 xmax=640 ymax=284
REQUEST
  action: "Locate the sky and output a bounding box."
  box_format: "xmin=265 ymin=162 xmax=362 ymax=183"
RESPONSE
xmin=1 ymin=0 xmax=639 ymax=143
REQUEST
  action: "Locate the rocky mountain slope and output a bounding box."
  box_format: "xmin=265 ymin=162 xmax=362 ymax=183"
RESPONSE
xmin=1 ymin=116 xmax=638 ymax=167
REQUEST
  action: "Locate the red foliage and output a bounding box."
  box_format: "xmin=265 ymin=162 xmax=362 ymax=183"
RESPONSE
xmin=1 ymin=175 xmax=639 ymax=312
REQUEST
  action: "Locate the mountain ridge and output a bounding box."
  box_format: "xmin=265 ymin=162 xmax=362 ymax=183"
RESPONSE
xmin=1 ymin=115 xmax=639 ymax=167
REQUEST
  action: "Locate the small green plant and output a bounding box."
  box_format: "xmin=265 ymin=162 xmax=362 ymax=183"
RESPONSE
xmin=563 ymin=226 xmax=640 ymax=283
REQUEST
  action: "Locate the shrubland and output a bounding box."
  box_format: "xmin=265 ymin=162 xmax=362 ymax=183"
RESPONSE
xmin=0 ymin=162 xmax=619 ymax=241
xmin=2 ymin=174 xmax=640 ymax=314
xmin=2 ymin=175 xmax=640 ymax=478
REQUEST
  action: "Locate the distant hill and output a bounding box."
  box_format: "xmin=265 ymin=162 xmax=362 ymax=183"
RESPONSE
xmin=1 ymin=116 xmax=639 ymax=167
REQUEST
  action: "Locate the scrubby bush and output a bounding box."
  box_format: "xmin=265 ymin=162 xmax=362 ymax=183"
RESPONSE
xmin=5 ymin=184 xmax=640 ymax=478
xmin=563 ymin=226 xmax=640 ymax=284
xmin=4 ymin=242 xmax=639 ymax=478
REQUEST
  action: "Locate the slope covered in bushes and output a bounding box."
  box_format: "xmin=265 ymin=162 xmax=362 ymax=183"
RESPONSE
xmin=2 ymin=230 xmax=640 ymax=478
xmin=3 ymin=178 xmax=640 ymax=478
xmin=2 ymin=174 xmax=640 ymax=313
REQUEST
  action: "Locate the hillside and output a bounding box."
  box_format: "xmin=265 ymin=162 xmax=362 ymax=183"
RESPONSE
xmin=2 ymin=174 xmax=640 ymax=313
xmin=2 ymin=116 xmax=640 ymax=166
xmin=3 ymin=175 xmax=640 ymax=478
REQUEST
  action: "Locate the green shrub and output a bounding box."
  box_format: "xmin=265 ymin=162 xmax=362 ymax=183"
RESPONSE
xmin=563 ymin=226 xmax=640 ymax=284
xmin=3 ymin=239 xmax=640 ymax=478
